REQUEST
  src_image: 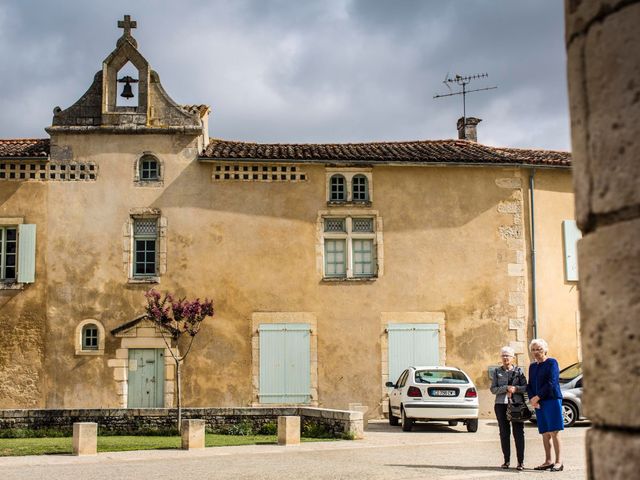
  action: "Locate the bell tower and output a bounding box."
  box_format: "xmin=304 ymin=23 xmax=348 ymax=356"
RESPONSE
xmin=48 ymin=15 xmax=205 ymax=135
xmin=101 ymin=15 xmax=150 ymax=126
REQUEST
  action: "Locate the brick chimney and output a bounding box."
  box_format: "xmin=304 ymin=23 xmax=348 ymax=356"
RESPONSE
xmin=457 ymin=117 xmax=482 ymax=142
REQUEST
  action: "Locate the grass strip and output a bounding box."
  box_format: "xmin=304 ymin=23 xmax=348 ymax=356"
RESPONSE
xmin=0 ymin=434 xmax=335 ymax=457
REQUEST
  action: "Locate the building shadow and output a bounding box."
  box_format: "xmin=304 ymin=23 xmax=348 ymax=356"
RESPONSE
xmin=387 ymin=464 xmax=526 ymax=472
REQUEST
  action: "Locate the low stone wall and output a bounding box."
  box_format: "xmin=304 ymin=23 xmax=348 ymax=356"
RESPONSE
xmin=0 ymin=407 xmax=363 ymax=439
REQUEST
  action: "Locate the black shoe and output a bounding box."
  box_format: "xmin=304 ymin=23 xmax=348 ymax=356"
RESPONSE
xmin=550 ymin=464 xmax=564 ymax=472
xmin=534 ymin=463 xmax=554 ymax=470
xmin=516 ymin=464 xmax=524 ymax=471
xmin=501 ymin=463 xmax=509 ymax=469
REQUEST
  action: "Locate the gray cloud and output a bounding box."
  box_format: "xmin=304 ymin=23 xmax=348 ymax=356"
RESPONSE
xmin=0 ymin=0 xmax=569 ymax=150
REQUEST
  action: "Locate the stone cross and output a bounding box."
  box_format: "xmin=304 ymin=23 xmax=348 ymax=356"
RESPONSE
xmin=117 ymin=15 xmax=137 ymax=37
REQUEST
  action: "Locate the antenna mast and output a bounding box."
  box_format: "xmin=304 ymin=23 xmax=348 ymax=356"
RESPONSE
xmin=433 ymin=73 xmax=497 ymax=125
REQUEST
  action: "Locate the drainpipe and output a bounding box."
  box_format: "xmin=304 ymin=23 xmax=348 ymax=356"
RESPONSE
xmin=529 ymin=169 xmax=538 ymax=339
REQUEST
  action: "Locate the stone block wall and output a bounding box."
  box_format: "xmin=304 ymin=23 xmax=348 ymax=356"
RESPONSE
xmin=565 ymin=1 xmax=640 ymax=478
xmin=0 ymin=407 xmax=363 ymax=439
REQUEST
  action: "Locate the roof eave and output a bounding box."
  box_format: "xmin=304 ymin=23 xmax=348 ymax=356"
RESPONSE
xmin=197 ymin=156 xmax=571 ymax=169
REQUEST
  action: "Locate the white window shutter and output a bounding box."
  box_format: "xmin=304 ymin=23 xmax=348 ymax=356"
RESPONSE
xmin=17 ymin=224 xmax=36 ymax=283
xmin=563 ymin=220 xmax=582 ymax=282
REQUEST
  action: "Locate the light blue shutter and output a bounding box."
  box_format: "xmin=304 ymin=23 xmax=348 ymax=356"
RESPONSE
xmin=388 ymin=324 xmax=439 ymax=384
xmin=563 ymin=220 xmax=582 ymax=281
xmin=17 ymin=224 xmax=36 ymax=283
xmin=259 ymin=323 xmax=310 ymax=404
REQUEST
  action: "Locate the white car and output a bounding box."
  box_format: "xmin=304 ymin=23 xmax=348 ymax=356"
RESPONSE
xmin=386 ymin=366 xmax=480 ymax=432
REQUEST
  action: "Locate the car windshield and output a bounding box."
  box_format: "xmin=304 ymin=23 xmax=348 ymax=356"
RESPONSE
xmin=415 ymin=369 xmax=468 ymax=384
xmin=559 ymin=362 xmax=582 ymax=383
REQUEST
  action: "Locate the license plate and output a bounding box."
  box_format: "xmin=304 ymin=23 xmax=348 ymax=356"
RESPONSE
xmin=431 ymin=390 xmax=457 ymax=397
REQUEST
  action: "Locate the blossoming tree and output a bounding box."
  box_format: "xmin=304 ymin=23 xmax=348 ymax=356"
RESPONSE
xmin=144 ymin=289 xmax=214 ymax=431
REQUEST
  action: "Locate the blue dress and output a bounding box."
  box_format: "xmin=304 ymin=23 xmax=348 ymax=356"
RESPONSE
xmin=527 ymin=358 xmax=564 ymax=433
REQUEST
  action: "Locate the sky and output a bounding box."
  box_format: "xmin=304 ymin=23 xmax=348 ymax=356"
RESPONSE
xmin=0 ymin=0 xmax=570 ymax=150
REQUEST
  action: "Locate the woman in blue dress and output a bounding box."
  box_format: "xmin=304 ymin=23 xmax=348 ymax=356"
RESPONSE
xmin=527 ymin=338 xmax=564 ymax=472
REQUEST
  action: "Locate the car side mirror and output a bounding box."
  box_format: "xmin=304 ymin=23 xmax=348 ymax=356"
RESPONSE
xmin=385 ymin=381 xmax=395 ymax=388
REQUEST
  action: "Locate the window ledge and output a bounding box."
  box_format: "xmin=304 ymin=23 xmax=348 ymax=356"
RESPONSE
xmin=75 ymin=349 xmax=104 ymax=356
xmin=0 ymin=282 xmax=25 ymax=290
xmin=134 ymin=180 xmax=164 ymax=188
xmin=128 ymin=276 xmax=160 ymax=285
xmin=327 ymin=201 xmax=372 ymax=208
xmin=322 ymin=276 xmax=377 ymax=283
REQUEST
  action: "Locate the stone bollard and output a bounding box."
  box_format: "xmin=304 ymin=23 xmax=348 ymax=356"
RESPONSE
xmin=348 ymin=403 xmax=369 ymax=429
xmin=181 ymin=419 xmax=205 ymax=450
xmin=72 ymin=422 xmax=97 ymax=456
xmin=277 ymin=416 xmax=300 ymax=446
xmin=345 ymin=411 xmax=365 ymax=440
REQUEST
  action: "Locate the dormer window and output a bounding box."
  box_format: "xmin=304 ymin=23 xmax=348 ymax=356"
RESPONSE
xmin=352 ymin=175 xmax=369 ymax=201
xmin=326 ymin=169 xmax=373 ymax=205
xmin=140 ymin=156 xmax=160 ymax=181
xmin=330 ymin=175 xmax=347 ymax=201
xmin=134 ymin=154 xmax=163 ymax=186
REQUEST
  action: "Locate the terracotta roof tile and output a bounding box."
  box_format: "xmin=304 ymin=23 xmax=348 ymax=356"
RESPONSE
xmin=0 ymin=139 xmax=50 ymax=158
xmin=200 ymin=139 xmax=571 ymax=167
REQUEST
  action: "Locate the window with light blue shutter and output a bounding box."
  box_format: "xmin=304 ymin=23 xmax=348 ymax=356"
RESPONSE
xmin=17 ymin=224 xmax=36 ymax=283
xmin=387 ymin=324 xmax=439 ymax=385
xmin=562 ymin=220 xmax=582 ymax=281
xmin=259 ymin=323 xmax=311 ymax=404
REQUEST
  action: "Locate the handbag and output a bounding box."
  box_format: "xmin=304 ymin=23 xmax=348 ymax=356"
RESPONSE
xmin=507 ymin=398 xmax=532 ymax=422
xmin=506 ymin=367 xmax=532 ymax=422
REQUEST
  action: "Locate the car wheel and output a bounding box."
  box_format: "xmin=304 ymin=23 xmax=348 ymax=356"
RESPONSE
xmin=448 ymin=420 xmax=458 ymax=427
xmin=401 ymin=407 xmax=413 ymax=432
xmin=466 ymin=419 xmax=478 ymax=433
xmin=562 ymin=401 xmax=578 ymax=427
xmin=388 ymin=402 xmax=399 ymax=426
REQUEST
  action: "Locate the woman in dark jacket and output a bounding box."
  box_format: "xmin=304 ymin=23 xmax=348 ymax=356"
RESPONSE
xmin=490 ymin=346 xmax=527 ymax=470
xmin=527 ymin=338 xmax=564 ymax=472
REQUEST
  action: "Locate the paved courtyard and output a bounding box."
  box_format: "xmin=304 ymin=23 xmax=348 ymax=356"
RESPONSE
xmin=0 ymin=420 xmax=588 ymax=479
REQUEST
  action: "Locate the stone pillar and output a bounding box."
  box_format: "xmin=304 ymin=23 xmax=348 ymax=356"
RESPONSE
xmin=565 ymin=1 xmax=640 ymax=478
xmin=348 ymin=403 xmax=369 ymax=429
xmin=181 ymin=419 xmax=205 ymax=450
xmin=345 ymin=411 xmax=365 ymax=440
xmin=72 ymin=422 xmax=97 ymax=456
xmin=277 ymin=416 xmax=300 ymax=446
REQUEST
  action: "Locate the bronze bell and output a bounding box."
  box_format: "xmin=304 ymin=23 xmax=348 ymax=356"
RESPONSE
xmin=121 ymin=82 xmax=134 ymax=99
xmin=117 ymin=75 xmax=139 ymax=100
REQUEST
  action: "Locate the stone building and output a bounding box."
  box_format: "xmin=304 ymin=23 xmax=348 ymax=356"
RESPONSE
xmin=0 ymin=17 xmax=578 ymax=417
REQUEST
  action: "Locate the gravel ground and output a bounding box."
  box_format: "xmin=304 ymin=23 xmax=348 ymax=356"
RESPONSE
xmin=0 ymin=419 xmax=588 ymax=480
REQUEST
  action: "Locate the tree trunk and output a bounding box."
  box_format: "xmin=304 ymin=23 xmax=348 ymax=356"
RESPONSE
xmin=176 ymin=357 xmax=182 ymax=433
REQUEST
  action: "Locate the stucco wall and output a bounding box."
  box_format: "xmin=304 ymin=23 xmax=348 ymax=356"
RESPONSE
xmin=0 ymin=132 xmax=576 ymax=419
xmin=528 ymin=169 xmax=580 ymax=368
xmin=0 ymin=182 xmax=48 ymax=408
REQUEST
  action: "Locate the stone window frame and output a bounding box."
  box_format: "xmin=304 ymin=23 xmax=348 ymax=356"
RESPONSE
xmin=316 ymin=208 xmax=384 ymax=282
xmin=379 ymin=312 xmax=446 ymax=414
xmin=123 ymin=208 xmax=167 ymax=284
xmin=325 ymin=168 xmax=373 ymax=206
xmin=133 ymin=153 xmax=164 ymax=187
xmin=75 ymin=319 xmax=106 ymax=356
xmin=251 ymin=312 xmax=318 ymax=407
xmin=0 ymin=217 xmax=25 ymax=290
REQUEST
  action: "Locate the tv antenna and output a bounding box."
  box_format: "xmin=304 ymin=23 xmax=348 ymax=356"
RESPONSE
xmin=433 ymin=73 xmax=497 ymax=123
